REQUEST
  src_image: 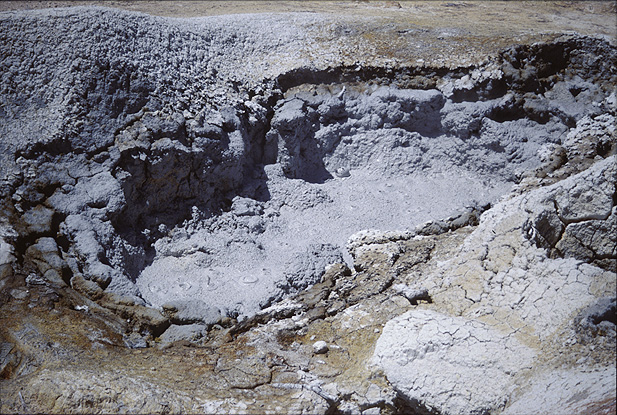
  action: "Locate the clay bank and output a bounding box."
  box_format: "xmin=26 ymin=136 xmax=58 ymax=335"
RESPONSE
xmin=0 ymin=2 xmax=615 ymax=414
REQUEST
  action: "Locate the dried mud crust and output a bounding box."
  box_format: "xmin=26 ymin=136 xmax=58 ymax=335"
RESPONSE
xmin=2 ymin=153 xmax=616 ymax=413
xmin=0 ymin=225 xmax=468 ymax=414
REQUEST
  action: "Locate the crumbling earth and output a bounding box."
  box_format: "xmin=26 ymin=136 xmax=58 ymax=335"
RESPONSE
xmin=0 ymin=2 xmax=616 ymax=414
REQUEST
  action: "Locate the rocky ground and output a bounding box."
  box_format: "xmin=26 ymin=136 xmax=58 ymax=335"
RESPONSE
xmin=0 ymin=2 xmax=616 ymax=414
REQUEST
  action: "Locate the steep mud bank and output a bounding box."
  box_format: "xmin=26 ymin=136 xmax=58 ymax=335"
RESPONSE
xmin=0 ymin=6 xmax=616 ymax=414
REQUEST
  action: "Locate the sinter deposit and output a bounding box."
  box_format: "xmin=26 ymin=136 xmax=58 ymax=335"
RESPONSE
xmin=0 ymin=4 xmax=615 ymax=414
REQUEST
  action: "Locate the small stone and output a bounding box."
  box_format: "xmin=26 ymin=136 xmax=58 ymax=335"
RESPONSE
xmin=335 ymin=167 xmax=351 ymax=178
xmin=124 ymin=332 xmax=148 ymax=349
xmin=392 ymin=284 xmax=432 ymax=305
xmin=158 ymin=324 xmax=206 ymax=346
xmin=313 ymin=340 xmax=329 ymax=354
xmin=10 ymin=288 xmax=28 ymax=300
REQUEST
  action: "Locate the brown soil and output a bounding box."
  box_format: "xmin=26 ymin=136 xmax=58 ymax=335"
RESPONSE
xmin=2 ymin=1 xmax=614 ymax=68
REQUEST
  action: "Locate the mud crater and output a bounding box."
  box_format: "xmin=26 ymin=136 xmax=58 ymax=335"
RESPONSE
xmin=1 ymin=12 xmax=615 ymax=335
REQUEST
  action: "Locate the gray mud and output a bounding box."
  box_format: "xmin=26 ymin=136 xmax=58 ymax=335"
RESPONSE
xmin=1 ymin=7 xmax=615 ymax=322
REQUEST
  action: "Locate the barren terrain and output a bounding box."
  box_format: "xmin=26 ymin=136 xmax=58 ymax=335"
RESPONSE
xmin=0 ymin=2 xmax=615 ymax=414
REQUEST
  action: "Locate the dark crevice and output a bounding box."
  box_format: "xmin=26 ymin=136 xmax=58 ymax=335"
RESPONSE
xmin=488 ymin=105 xmax=525 ymax=123
xmin=392 ymin=390 xmax=440 ymax=415
xmin=557 ymin=212 xmax=613 ymax=226
xmin=578 ymin=297 xmax=617 ymax=335
xmin=12 ymin=235 xmax=33 ymax=266
xmin=591 ymin=302 xmax=617 ymax=326
xmin=15 ymin=138 xmax=75 ymax=161
xmin=596 ymin=139 xmax=615 ymax=158
xmin=275 ymin=64 xmax=455 ymax=94
xmin=55 ymin=234 xmax=71 ymax=252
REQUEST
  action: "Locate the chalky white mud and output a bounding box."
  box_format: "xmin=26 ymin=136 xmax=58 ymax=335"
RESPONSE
xmin=138 ymin=159 xmax=511 ymax=317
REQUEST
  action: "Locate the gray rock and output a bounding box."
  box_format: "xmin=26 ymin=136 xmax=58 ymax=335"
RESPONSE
xmin=524 ymin=208 xmax=564 ymax=249
xmin=161 ymin=299 xmax=222 ymax=326
xmin=231 ymin=197 xmax=263 ymax=217
xmin=24 ymin=237 xmax=69 ymax=286
xmin=24 ymin=237 xmax=64 ymax=271
xmin=58 ymin=215 xmax=118 ymax=289
xmin=440 ymin=100 xmax=493 ymax=139
xmin=312 ymin=341 xmax=329 ymax=354
xmin=447 ymin=207 xmax=482 ymax=230
xmin=0 ymin=342 xmax=18 ymax=379
xmin=577 ymin=296 xmax=616 ymax=332
xmin=158 ymin=324 xmax=207 ymax=345
xmin=521 ymin=157 xmax=617 ymax=271
xmin=503 ymin=367 xmax=617 ymax=415
xmin=556 ymin=209 xmax=617 ymax=268
xmin=270 ymin=98 xmax=325 ymax=182
xmin=554 ymin=161 xmax=615 ymax=223
xmin=46 ymin=171 xmax=124 ymax=217
xmin=0 ymin=238 xmax=15 ymax=281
